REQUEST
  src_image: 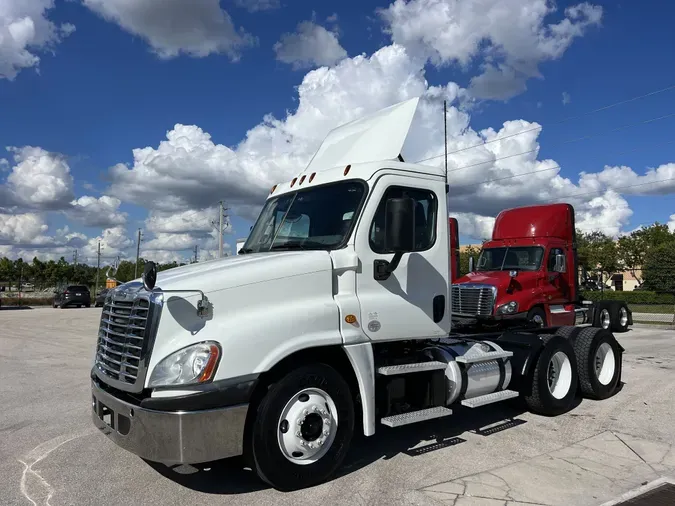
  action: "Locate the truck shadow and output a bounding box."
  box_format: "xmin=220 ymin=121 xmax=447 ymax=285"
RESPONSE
xmin=142 ymin=397 xmax=572 ymax=495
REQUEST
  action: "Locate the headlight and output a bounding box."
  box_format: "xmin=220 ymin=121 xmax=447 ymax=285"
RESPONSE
xmin=148 ymin=341 xmax=220 ymax=388
xmin=496 ymin=301 xmax=518 ymax=315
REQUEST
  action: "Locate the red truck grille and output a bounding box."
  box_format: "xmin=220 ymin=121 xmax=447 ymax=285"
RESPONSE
xmin=451 ymin=284 xmax=496 ymax=316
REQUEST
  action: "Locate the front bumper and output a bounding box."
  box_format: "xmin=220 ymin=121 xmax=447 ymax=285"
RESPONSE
xmin=91 ymin=378 xmax=249 ymax=465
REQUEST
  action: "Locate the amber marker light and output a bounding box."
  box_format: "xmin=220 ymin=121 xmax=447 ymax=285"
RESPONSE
xmin=198 ymin=343 xmax=221 ymax=383
xmin=299 ymin=175 xmax=306 ymax=185
xmin=291 ymin=177 xmax=297 ymax=187
xmin=344 ymin=165 xmax=351 ymax=176
xmin=309 ymin=172 xmax=316 ymax=182
xmin=270 ymin=184 xmax=278 ymax=193
xmin=345 ymin=314 xmax=357 ymax=324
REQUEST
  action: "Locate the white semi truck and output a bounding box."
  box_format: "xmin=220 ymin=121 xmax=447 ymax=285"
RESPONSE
xmin=91 ymin=98 xmax=624 ymax=491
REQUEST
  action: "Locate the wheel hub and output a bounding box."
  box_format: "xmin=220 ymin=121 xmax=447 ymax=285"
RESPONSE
xmin=619 ymin=306 xmax=628 ymax=327
xmin=601 ymin=309 xmax=610 ymax=329
xmin=546 ymin=350 xmax=573 ymax=400
xmin=277 ymin=388 xmax=337 ymax=465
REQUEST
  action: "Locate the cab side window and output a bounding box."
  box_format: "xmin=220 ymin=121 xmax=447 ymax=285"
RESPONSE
xmin=369 ymin=186 xmax=437 ymax=253
xmin=548 ymin=247 xmax=566 ymax=272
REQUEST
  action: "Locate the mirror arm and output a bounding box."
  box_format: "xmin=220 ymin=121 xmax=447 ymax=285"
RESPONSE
xmin=151 ymin=288 xmax=211 ymax=318
xmin=373 ymin=252 xmax=404 ymax=281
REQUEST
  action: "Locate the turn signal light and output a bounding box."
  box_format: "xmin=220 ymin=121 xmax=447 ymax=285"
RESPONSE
xmin=345 ymin=314 xmax=357 ymax=324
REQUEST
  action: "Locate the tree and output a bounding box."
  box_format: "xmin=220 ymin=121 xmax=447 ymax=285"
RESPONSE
xmin=458 ymin=245 xmax=481 ymax=277
xmin=576 ymin=230 xmax=619 ymax=280
xmin=642 ymin=244 xmax=675 ymax=293
xmin=617 ymin=223 xmax=675 ymax=285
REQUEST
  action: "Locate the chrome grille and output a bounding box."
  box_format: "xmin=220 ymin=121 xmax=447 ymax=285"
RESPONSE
xmin=451 ymin=284 xmax=496 ymax=316
xmin=95 ymin=291 xmax=151 ymax=388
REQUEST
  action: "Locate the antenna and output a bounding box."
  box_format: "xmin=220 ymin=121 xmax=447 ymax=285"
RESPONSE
xmin=444 ymin=100 xmax=449 ymax=193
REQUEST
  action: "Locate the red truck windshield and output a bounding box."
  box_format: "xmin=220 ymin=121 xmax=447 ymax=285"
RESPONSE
xmin=476 ymin=246 xmax=544 ymax=272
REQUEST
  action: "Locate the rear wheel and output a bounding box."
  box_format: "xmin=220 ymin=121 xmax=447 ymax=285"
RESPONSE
xmin=609 ymin=302 xmax=630 ymax=333
xmin=524 ymin=335 xmax=578 ymax=416
xmin=573 ymin=327 xmax=622 ymax=399
xmin=249 ymin=363 xmax=355 ymax=491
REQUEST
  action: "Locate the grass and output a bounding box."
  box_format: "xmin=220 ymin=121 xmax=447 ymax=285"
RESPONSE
xmin=629 ymin=304 xmax=675 ymax=314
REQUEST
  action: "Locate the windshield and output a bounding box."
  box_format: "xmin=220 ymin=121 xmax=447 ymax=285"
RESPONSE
xmin=476 ymin=246 xmax=544 ymax=272
xmin=241 ymin=180 xmax=366 ymax=253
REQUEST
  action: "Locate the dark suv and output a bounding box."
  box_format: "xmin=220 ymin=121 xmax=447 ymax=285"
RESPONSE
xmin=53 ymin=285 xmax=92 ymax=308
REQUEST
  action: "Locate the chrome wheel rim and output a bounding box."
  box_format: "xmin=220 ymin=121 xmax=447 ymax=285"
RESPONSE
xmin=277 ymin=388 xmax=338 ymax=465
xmin=601 ymin=309 xmax=611 ymax=329
xmin=619 ymin=307 xmax=628 ymax=327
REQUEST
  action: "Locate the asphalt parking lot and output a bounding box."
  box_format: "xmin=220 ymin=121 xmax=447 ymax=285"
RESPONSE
xmin=2 ymin=307 xmax=675 ymax=506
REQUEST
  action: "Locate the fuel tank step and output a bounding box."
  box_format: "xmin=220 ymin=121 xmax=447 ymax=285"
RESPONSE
xmin=377 ymin=361 xmax=447 ymax=376
xmin=460 ymin=389 xmax=519 ymax=408
xmin=455 ymin=350 xmax=513 ymax=364
xmin=380 ymin=406 xmax=453 ymax=427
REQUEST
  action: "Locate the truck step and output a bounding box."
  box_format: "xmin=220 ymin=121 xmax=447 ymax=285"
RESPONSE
xmin=461 ymin=389 xmax=519 ymax=408
xmin=455 ymin=350 xmax=513 ymax=364
xmin=381 ymin=406 xmax=453 ymax=427
xmin=377 ymin=361 xmax=447 ymax=376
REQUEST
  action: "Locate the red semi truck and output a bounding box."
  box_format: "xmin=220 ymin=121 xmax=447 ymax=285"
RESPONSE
xmin=449 ymin=203 xmax=632 ymax=333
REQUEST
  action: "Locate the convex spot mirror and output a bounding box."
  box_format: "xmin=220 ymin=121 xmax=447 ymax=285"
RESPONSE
xmin=384 ymin=197 xmax=415 ymax=253
xmin=143 ymin=261 xmax=157 ymax=291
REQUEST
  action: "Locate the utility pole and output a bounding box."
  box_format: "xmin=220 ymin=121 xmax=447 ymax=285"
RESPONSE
xmin=134 ymin=228 xmax=143 ymax=279
xmin=193 ymin=245 xmax=199 ymax=263
xmin=95 ymin=241 xmax=101 ymax=296
xmin=212 ymin=201 xmax=230 ymax=258
xmin=73 ymin=249 xmax=78 ymax=283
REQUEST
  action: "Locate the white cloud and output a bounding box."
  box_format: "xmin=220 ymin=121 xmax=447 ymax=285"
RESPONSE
xmin=103 ymin=41 xmax=657 ymax=244
xmin=0 ymin=0 xmax=75 ymax=80
xmin=274 ymin=20 xmax=348 ymax=70
xmin=81 ymin=225 xmax=133 ymax=259
xmin=0 ymin=213 xmax=50 ymax=245
xmin=82 ymin=0 xmax=256 ymax=60
xmin=68 ymin=195 xmax=128 ymax=227
xmin=578 ymin=163 xmax=675 ymax=196
xmin=562 ymin=91 xmax=571 ymax=105
xmin=668 ymin=214 xmax=675 ymax=233
xmin=378 ymin=0 xmax=602 ymax=100
xmin=2 ymin=146 xmax=74 ymax=209
xmin=234 ymin=0 xmax=280 ymax=13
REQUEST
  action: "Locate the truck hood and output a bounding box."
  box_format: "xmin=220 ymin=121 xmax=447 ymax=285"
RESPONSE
xmin=149 ymin=251 xmax=334 ymax=295
xmin=455 ymin=270 xmax=539 ymax=293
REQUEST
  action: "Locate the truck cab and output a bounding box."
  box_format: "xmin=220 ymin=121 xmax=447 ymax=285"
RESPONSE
xmin=91 ymin=98 xmax=626 ymax=492
xmin=451 ymin=204 xmax=632 ymax=333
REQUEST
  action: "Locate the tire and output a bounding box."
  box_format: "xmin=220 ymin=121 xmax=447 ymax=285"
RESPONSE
xmin=609 ymin=302 xmax=630 ymax=333
xmin=571 ymin=327 xmax=622 ymax=400
xmin=524 ymin=334 xmax=578 ymax=416
xmin=527 ymin=306 xmax=547 ymax=328
xmin=249 ymin=363 xmax=355 ymax=491
xmin=593 ymin=302 xmax=612 ymax=330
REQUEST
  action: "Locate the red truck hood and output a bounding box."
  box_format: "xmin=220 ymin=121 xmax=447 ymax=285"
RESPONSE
xmin=455 ymin=270 xmax=540 ymax=305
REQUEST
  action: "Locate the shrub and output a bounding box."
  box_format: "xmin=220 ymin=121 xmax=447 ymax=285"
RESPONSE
xmin=581 ymin=290 xmax=675 ymax=305
xmin=0 ymin=297 xmax=53 ymax=306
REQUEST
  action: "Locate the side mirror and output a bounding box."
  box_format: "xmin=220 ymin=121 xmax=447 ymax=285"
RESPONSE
xmin=468 ymin=256 xmax=475 ymax=273
xmin=554 ymin=254 xmax=566 ymax=273
xmin=142 ymin=261 xmax=157 ymax=291
xmin=384 ymin=197 xmax=415 ymax=253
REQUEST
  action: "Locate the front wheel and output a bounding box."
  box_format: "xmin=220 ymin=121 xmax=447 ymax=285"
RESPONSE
xmin=527 ymin=307 xmax=547 ymax=328
xmin=249 ymin=364 xmax=355 ymax=491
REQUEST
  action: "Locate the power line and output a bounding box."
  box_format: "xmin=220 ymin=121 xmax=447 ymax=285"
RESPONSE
xmin=416 ymin=83 xmax=675 ymax=164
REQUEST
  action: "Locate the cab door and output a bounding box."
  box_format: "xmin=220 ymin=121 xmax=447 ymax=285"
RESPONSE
xmin=542 ymin=246 xmax=573 ymax=325
xmin=354 ymin=174 xmax=450 ymax=341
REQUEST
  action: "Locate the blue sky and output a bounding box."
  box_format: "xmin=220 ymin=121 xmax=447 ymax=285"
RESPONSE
xmin=1 ymin=0 xmax=674 ymax=263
